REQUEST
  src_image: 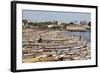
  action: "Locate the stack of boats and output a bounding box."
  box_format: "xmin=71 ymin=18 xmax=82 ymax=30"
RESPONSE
xmin=22 ymin=28 xmax=91 ymax=63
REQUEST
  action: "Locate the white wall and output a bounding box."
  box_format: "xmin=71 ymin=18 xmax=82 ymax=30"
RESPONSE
xmin=0 ymin=0 xmax=99 ymax=73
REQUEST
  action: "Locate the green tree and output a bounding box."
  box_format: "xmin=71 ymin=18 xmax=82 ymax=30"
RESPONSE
xmin=88 ymin=21 xmax=91 ymax=27
xmin=22 ymin=19 xmax=28 ymax=25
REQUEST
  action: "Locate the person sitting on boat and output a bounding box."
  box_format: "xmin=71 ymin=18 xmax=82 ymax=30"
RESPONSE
xmin=38 ymin=36 xmax=43 ymax=43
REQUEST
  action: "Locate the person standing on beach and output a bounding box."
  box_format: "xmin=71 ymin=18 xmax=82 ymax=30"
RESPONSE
xmin=38 ymin=36 xmax=43 ymax=43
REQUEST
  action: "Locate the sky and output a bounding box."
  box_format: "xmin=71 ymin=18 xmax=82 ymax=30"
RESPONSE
xmin=22 ymin=10 xmax=91 ymax=23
